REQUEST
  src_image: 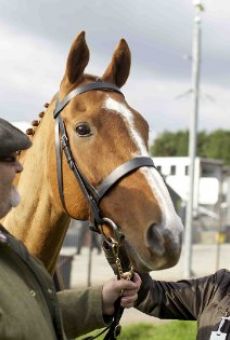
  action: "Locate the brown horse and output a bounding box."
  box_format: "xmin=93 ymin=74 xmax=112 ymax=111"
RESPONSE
xmin=3 ymin=32 xmax=183 ymax=274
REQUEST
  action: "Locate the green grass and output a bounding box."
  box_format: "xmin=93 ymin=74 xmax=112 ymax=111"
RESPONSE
xmin=78 ymin=321 xmax=197 ymax=340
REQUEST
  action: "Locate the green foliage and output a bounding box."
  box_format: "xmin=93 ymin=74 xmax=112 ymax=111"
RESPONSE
xmin=150 ymin=130 xmax=189 ymax=156
xmin=150 ymin=129 xmax=230 ymax=164
xmin=77 ymin=321 xmax=196 ymax=340
xmin=201 ymin=130 xmax=230 ymax=164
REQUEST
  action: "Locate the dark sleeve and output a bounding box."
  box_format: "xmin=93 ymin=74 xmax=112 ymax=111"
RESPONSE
xmin=135 ymin=270 xmax=226 ymax=321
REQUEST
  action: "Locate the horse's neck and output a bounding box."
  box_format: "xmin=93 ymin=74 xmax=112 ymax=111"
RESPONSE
xmin=3 ymin=117 xmax=70 ymax=273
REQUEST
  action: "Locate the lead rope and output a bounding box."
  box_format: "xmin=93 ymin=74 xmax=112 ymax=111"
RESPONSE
xmin=82 ymin=232 xmax=134 ymax=340
xmin=103 ymin=243 xmax=134 ymax=340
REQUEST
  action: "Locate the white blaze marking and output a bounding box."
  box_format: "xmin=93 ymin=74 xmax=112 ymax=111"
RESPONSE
xmin=103 ymin=97 xmax=183 ymax=240
xmin=104 ymin=97 xmax=148 ymax=156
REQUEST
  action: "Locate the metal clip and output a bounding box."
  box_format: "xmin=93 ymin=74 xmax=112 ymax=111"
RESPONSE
xmin=114 ymin=324 xmax=122 ymax=337
xmin=100 ymin=217 xmax=123 ymax=246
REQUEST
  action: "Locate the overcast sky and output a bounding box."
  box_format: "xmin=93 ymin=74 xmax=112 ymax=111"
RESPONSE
xmin=0 ymin=0 xmax=229 ymax=142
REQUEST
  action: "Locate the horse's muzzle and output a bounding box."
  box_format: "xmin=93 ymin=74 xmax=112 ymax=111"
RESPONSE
xmin=145 ymin=223 xmax=182 ymax=268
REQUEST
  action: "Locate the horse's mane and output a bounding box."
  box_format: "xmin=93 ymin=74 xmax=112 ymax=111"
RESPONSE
xmin=25 ymin=73 xmax=98 ymax=140
xmin=25 ymin=102 xmax=48 ymax=139
xmin=12 ymin=102 xmax=50 ymax=188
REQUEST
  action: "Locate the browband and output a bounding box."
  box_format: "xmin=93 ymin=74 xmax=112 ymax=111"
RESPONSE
xmin=53 ymin=81 xmax=123 ymax=118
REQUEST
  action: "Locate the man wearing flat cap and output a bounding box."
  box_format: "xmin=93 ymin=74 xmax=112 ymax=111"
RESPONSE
xmin=0 ymin=118 xmax=31 ymax=218
xmin=0 ymin=117 xmax=141 ymax=339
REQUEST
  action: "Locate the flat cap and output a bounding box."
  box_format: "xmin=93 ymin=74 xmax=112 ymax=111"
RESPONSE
xmin=0 ymin=118 xmax=32 ymax=157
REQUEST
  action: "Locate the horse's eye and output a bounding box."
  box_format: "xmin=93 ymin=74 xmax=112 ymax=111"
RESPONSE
xmin=75 ymin=123 xmax=92 ymax=137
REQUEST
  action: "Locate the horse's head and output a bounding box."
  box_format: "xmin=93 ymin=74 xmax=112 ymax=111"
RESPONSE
xmin=48 ymin=32 xmax=183 ymax=272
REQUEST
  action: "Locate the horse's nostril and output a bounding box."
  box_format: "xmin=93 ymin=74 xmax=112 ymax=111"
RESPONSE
xmin=146 ymin=224 xmax=165 ymax=256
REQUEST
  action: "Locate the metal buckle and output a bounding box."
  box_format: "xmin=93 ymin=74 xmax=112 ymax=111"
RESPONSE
xmin=61 ymin=134 xmax=69 ymax=148
xmin=99 ymin=217 xmax=124 ymax=246
xmin=114 ymin=324 xmax=122 ymax=337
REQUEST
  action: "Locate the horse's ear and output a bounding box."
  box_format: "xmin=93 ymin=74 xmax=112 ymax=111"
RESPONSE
xmin=102 ymin=39 xmax=131 ymax=88
xmin=62 ymin=31 xmax=89 ymax=85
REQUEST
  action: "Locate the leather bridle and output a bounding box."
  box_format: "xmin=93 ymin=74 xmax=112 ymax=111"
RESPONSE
xmin=53 ymin=80 xmax=155 ymax=339
xmin=53 ymin=80 xmax=155 ymax=238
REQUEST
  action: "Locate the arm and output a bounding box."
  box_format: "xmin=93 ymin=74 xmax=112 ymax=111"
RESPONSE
xmin=58 ymin=285 xmax=106 ymax=338
xmin=136 ymin=270 xmax=226 ymax=321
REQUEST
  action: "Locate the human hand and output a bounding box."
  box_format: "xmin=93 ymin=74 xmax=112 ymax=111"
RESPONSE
xmin=102 ymin=273 xmax=141 ymax=316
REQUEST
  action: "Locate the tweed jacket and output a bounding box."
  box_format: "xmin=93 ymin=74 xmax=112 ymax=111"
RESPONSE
xmin=136 ymin=269 xmax=230 ymax=339
xmin=0 ymin=224 xmax=106 ymax=339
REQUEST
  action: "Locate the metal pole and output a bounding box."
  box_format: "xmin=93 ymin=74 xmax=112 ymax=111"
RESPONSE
xmin=184 ymin=0 xmax=204 ymax=278
xmin=215 ymin=167 xmax=224 ymax=271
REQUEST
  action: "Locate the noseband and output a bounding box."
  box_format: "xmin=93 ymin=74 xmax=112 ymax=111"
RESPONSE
xmin=53 ymin=81 xmax=155 ymax=339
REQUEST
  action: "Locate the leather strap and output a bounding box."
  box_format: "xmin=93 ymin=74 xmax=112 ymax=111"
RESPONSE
xmin=55 ymin=115 xmax=102 ymax=224
xmin=96 ymin=157 xmax=155 ymax=202
xmin=54 ymin=81 xmax=123 ymax=118
xmin=55 ymin=117 xmax=68 ymax=214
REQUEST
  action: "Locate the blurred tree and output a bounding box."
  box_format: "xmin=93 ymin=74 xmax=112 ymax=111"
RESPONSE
xmin=150 ymin=129 xmax=230 ymax=164
xmin=201 ymin=129 xmax=230 ymax=164
xmin=150 ymin=130 xmax=189 ymax=156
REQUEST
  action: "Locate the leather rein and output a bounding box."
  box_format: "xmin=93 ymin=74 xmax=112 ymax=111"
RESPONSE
xmin=53 ymin=80 xmax=155 ymax=339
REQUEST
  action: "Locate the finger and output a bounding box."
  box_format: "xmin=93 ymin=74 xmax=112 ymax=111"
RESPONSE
xmin=121 ymin=293 xmax=138 ymax=304
xmin=115 ymin=279 xmax=137 ymax=292
xmin=120 ymin=294 xmax=138 ymax=308
xmin=122 ymin=288 xmax=138 ymax=297
xmin=117 ymin=273 xmax=142 ymax=291
xmin=119 ymin=274 xmax=141 ymax=291
xmin=132 ymin=273 xmax=142 ymax=288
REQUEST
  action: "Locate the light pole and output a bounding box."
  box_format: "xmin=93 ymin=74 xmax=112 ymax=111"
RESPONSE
xmin=184 ymin=0 xmax=204 ymax=278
